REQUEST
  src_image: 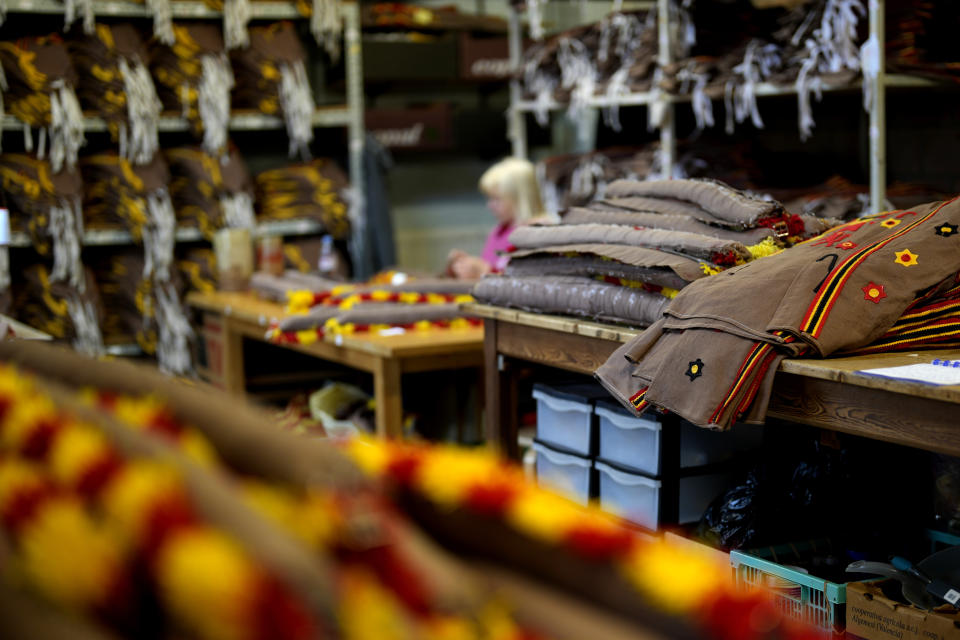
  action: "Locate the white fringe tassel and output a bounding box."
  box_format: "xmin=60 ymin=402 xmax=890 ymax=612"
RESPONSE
xmin=118 ymin=57 xmax=162 ymax=165
xmin=220 ymin=192 xmax=256 ymax=229
xmin=154 ymin=280 xmax=193 ymax=375
xmin=147 ymin=0 xmax=174 ymax=46
xmin=197 ymin=53 xmax=234 ymax=156
xmin=47 ymin=82 xmax=86 ymax=173
xmin=141 ymin=188 xmax=177 ymax=282
xmin=279 ymin=60 xmax=314 ymax=160
xmin=311 ymin=0 xmax=342 ymax=60
xmin=67 ymin=294 xmax=103 ymax=357
xmin=224 ymin=0 xmax=251 ymax=50
xmin=47 ymin=198 xmax=85 ymax=291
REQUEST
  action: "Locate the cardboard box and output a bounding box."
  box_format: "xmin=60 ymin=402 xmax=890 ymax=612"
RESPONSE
xmin=846 ymin=580 xmax=960 ymax=640
xmin=365 ymin=105 xmax=454 ymax=150
xmin=458 ymin=33 xmax=510 ymax=80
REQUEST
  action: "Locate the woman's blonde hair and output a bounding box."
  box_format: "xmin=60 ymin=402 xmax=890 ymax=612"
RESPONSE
xmin=479 ymin=157 xmax=546 ymax=223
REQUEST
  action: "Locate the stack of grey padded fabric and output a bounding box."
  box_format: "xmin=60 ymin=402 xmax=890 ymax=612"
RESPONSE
xmin=472 ymin=178 xmax=836 ymax=328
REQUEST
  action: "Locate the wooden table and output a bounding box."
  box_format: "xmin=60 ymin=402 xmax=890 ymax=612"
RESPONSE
xmin=188 ymin=291 xmax=484 ymax=437
xmin=466 ymin=303 xmax=960 ymax=460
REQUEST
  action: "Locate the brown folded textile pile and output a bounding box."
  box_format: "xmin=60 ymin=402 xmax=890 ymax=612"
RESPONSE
xmin=597 ymin=196 xmax=960 ymax=431
xmin=474 ymin=275 xmax=671 ymax=327
xmin=474 ymin=178 xmax=822 ymax=326
xmin=231 ymin=22 xmax=315 ymax=158
xmin=255 ymin=160 xmax=351 ymax=238
xmin=886 ymin=0 xmax=960 ymax=84
xmin=176 ymin=245 xmax=218 ymax=294
xmin=69 ymin=24 xmax=162 ymax=165
xmin=166 ymin=144 xmax=256 ymax=236
xmin=250 ymin=270 xmax=344 ymax=301
xmin=90 ymin=248 xmax=193 ymax=371
xmin=80 ymin=152 xmax=193 ymax=372
xmin=0 ymin=153 xmax=85 ymax=290
xmin=150 ymin=23 xmax=233 ymax=156
xmin=10 ymin=262 xmax=102 ymax=355
xmin=0 ymin=34 xmax=85 ymax=171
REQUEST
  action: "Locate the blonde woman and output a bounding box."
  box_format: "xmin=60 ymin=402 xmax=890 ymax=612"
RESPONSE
xmin=447 ymin=157 xmax=551 ymax=279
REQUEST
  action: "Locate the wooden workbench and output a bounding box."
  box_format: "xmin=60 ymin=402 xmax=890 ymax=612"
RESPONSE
xmin=466 ymin=303 xmax=960 ymax=460
xmin=188 ymin=291 xmax=484 ymax=437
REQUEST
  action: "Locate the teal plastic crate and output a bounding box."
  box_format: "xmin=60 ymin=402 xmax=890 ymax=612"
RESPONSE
xmin=927 ymin=528 xmax=960 ymax=554
xmin=730 ymin=543 xmax=845 ymax=637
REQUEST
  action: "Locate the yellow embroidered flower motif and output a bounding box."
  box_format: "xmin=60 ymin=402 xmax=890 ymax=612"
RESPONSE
xmin=296 ymin=330 xmax=319 ymax=345
xmin=398 ymin=292 xmax=421 ymax=305
xmin=370 ymin=290 xmax=392 ymax=302
xmin=894 ymin=249 xmax=919 ymax=267
xmin=285 ymin=290 xmax=315 ymax=314
xmin=881 ymin=219 xmax=901 ymax=229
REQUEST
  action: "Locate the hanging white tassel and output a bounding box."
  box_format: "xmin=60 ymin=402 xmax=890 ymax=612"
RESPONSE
xmin=47 ymin=200 xmax=84 ymax=291
xmin=37 ymin=126 xmax=47 ymax=159
xmin=557 ymin=37 xmax=597 ymax=125
xmin=528 ymin=0 xmax=544 ymax=41
xmin=0 ymin=0 xmax=7 ymax=28
xmin=22 ymin=122 xmax=32 ymax=152
xmin=859 ymin=33 xmax=880 ymax=113
xmin=278 ymin=60 xmax=315 ymax=160
xmin=154 ymin=280 xmax=193 ymax=375
xmin=570 ymin=156 xmax=606 ymax=202
xmin=602 ymin=67 xmax=629 ymax=132
xmin=726 ymin=40 xmax=781 ymax=133
xmin=311 ymin=0 xmax=342 ymax=60
xmin=197 ymin=53 xmax=234 ymax=156
xmin=536 ymin=161 xmax=561 ymax=220
xmin=47 ymin=81 xmax=85 ymax=173
xmin=220 ymin=192 xmax=256 ymax=229
xmin=0 ymin=247 xmax=9 ymax=293
xmin=224 ymin=0 xmax=251 ymax=50
xmin=118 ymin=57 xmax=162 ymax=165
xmin=147 ymin=0 xmax=174 ymax=46
xmin=141 ymin=188 xmax=177 ymax=282
xmin=0 ymin=64 xmax=6 ymax=153
xmin=66 ymin=294 xmax=104 ymax=357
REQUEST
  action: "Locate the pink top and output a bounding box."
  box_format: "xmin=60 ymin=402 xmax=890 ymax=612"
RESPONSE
xmin=481 ymin=222 xmax=515 ymax=272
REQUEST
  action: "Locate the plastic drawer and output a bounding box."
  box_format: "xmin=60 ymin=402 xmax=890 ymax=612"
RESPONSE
xmin=533 ymin=385 xmax=599 ymax=455
xmin=533 ymin=440 xmax=593 ymax=505
xmin=595 ymin=400 xmax=762 ymax=475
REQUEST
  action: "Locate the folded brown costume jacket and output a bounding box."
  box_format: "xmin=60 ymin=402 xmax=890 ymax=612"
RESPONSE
xmin=596 ymin=198 xmax=960 ymax=430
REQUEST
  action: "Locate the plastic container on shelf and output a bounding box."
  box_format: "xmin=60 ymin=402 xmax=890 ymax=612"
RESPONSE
xmin=596 ymin=459 xmax=736 ymax=531
xmin=595 ymin=399 xmax=762 ymax=476
xmin=730 ymin=544 xmax=847 ymax=637
xmin=533 ymin=439 xmax=594 ymax=505
xmin=532 ymin=382 xmax=608 ymax=456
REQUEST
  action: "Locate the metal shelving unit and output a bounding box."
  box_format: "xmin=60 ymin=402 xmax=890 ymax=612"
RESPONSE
xmin=1 ymin=0 xmax=366 ymax=360
xmin=507 ymin=0 xmax=943 ymax=214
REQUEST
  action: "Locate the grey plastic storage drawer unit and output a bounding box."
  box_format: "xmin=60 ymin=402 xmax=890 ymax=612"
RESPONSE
xmin=595 ymin=400 xmax=761 ymax=475
xmin=533 ymin=440 xmax=594 ymax=505
xmin=533 ymin=383 xmax=609 ymax=456
xmin=596 ymin=459 xmax=735 ymax=531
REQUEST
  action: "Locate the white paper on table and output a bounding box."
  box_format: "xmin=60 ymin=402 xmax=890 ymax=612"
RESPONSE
xmin=858 ymin=359 xmax=960 ymax=385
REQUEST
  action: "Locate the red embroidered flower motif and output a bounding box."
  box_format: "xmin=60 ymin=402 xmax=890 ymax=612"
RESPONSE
xmin=837 ymin=241 xmax=858 ymax=250
xmin=881 ymin=219 xmax=901 ymax=228
xmin=862 ymin=282 xmax=887 ymax=304
xmin=894 ymin=249 xmax=919 ymax=267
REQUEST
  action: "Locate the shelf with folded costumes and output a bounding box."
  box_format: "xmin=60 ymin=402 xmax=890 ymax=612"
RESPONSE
xmin=594 ymin=195 xmax=960 ymax=433
xmin=0 ymin=340 xmax=823 ymax=640
xmin=0 ymin=0 xmax=345 ymax=62
xmin=534 ymin=142 xmax=954 ymax=224
xmin=515 ymin=0 xmax=949 ymax=142
xmin=471 ymin=178 xmax=836 ymax=330
xmin=254 ymin=272 xmax=480 ymax=344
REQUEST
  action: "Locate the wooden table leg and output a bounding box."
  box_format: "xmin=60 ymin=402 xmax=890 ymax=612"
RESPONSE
xmin=484 ymin=319 xmax=520 ymax=459
xmin=374 ymin=356 xmax=404 ymax=438
xmin=222 ymin=320 xmax=246 ymax=397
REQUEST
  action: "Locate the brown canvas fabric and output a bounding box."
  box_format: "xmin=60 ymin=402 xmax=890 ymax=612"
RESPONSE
xmin=508 ymin=224 xmax=752 ymax=263
xmin=166 ymin=145 xmax=255 ymax=236
xmin=562 ymin=207 xmax=779 ymax=244
xmin=604 ymin=179 xmax=782 ymax=227
xmin=507 ymin=244 xmax=709 ymax=283
xmin=597 ymin=197 xmax=960 ymax=430
xmin=256 ymin=161 xmax=351 ymax=239
xmin=472 ymin=275 xmax=670 ymax=327
xmin=506 ymin=255 xmax=692 ymax=291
